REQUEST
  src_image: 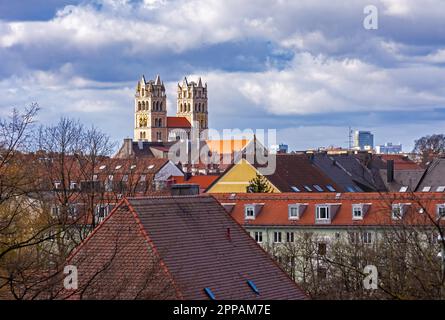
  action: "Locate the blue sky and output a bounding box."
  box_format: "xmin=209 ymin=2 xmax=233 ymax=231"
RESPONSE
xmin=1 ymin=0 xmax=445 ymax=151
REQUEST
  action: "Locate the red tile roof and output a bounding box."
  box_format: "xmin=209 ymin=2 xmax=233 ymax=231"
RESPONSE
xmin=66 ymin=196 xmax=308 ymax=300
xmin=212 ymin=192 xmax=445 ymax=227
xmin=378 ymin=154 xmax=422 ymax=170
xmin=167 ymin=116 xmax=191 ymax=128
xmin=170 ymin=175 xmax=220 ymax=189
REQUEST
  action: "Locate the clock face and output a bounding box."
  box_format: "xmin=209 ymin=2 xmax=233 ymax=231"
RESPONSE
xmin=139 ymin=114 xmax=148 ymax=127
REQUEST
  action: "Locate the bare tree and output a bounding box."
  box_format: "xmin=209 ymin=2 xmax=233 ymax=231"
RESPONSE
xmin=413 ymin=134 xmax=445 ymax=165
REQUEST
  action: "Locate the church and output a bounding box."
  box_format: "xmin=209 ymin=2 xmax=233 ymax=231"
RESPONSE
xmin=134 ymin=74 xmax=208 ymax=142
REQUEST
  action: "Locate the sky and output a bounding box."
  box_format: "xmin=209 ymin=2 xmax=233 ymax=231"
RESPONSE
xmin=0 ymin=0 xmax=444 ymax=152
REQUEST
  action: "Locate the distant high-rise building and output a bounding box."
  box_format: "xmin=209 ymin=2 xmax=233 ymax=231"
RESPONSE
xmin=353 ymin=130 xmax=374 ymax=151
xmin=375 ymin=142 xmax=402 ymax=154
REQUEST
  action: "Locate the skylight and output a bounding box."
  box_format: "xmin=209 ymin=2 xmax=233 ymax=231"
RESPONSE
xmin=147 ymin=164 xmax=155 ymax=170
xmin=399 ymin=186 xmax=408 ymax=192
xmin=130 ymin=165 xmax=137 ymax=170
xmin=422 ymin=186 xmax=431 ymax=192
xmin=304 ymin=185 xmax=312 ymax=192
xmin=247 ymin=280 xmax=260 ymax=295
xmin=346 ymin=186 xmax=356 ymax=192
xmin=99 ymin=165 xmax=106 ymax=170
xmin=313 ymin=185 xmax=323 ymax=192
xmin=326 ymin=185 xmax=335 ymax=192
xmin=291 ymin=186 xmax=300 ymax=192
xmin=115 ymin=165 xmax=122 ymax=170
xmin=437 ymin=186 xmax=445 ymax=192
xmin=204 ymin=287 xmax=216 ymax=300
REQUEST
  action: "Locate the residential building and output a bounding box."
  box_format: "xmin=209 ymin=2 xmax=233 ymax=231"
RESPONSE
xmin=64 ymin=196 xmax=308 ymax=300
xmin=206 ymin=154 xmax=343 ymax=193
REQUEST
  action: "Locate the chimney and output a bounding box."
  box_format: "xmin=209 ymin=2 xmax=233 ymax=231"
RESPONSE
xmin=387 ymin=160 xmax=394 ymax=183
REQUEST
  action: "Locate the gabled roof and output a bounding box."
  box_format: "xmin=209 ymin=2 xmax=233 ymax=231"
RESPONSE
xmin=170 ymin=175 xmax=220 ymax=189
xmin=167 ymin=116 xmax=191 ymax=128
xmin=415 ymin=158 xmax=445 ymax=192
xmin=213 ymin=192 xmax=445 ymax=227
xmin=257 ymin=154 xmax=343 ymax=193
xmin=205 ymin=139 xmax=250 ymax=155
xmin=67 ymin=196 xmax=307 ymax=300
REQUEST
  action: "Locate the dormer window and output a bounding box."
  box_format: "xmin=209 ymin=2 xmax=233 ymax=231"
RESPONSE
xmin=244 ymin=203 xmax=264 ymax=220
xmin=315 ymin=203 xmax=341 ymax=224
xmin=70 ymin=181 xmax=78 ymax=190
xmin=288 ymin=203 xmax=308 ymax=220
xmin=437 ymin=204 xmax=445 ymax=220
xmin=54 ymin=181 xmax=61 ymax=190
xmin=245 ymin=205 xmax=255 ymax=219
xmin=316 ymin=205 xmax=330 ymax=221
xmin=352 ymin=203 xmax=371 ymax=220
xmin=392 ymin=203 xmax=410 ymax=220
xmin=352 ymin=204 xmax=363 ymax=220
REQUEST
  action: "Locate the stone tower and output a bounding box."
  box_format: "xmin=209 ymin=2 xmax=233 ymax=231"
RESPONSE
xmin=134 ymin=75 xmax=168 ymax=142
xmin=176 ymin=77 xmax=208 ymax=137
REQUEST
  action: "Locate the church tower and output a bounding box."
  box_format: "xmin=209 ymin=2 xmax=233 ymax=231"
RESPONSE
xmin=134 ymin=75 xmax=168 ymax=142
xmin=176 ymin=77 xmax=208 ymax=137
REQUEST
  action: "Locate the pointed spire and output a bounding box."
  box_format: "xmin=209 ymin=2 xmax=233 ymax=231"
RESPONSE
xmin=197 ymin=77 xmax=202 ymax=87
xmin=141 ymin=75 xmax=146 ymax=84
xmin=183 ymin=76 xmax=188 ymax=86
xmin=155 ymin=74 xmax=161 ymax=85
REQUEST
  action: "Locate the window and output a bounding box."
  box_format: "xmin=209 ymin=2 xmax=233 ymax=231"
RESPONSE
xmin=245 ymin=206 xmax=255 ymax=219
xmin=70 ymin=181 xmax=78 ymax=190
xmin=122 ymin=175 xmax=129 ymax=182
xmin=288 ymin=205 xmax=300 ymax=219
xmin=317 ymin=243 xmax=327 ymax=255
xmin=316 ymin=205 xmax=330 ymax=220
xmin=313 ymin=185 xmax=323 ymax=192
xmin=254 ymin=231 xmax=263 ymax=243
xmin=130 ymin=164 xmax=137 ymax=170
xmin=317 ymin=267 xmax=327 ymax=280
xmin=51 ymin=206 xmax=60 ymax=216
xmin=68 ymin=205 xmax=78 ymax=218
xmin=422 ymin=186 xmax=431 ymax=192
xmin=326 ymin=185 xmax=336 ymax=192
xmin=349 ymin=232 xmax=360 ymax=244
xmin=97 ymin=205 xmax=109 ymax=218
xmin=399 ymin=186 xmax=408 ymax=192
xmin=273 ymin=231 xmax=282 ymax=243
xmin=437 ymin=186 xmax=445 ymax=192
xmin=99 ymin=165 xmax=106 ymax=170
xmin=291 ymin=186 xmax=300 ymax=192
xmin=140 ymin=175 xmax=146 ymax=182
xmin=392 ymin=204 xmax=403 ymax=220
xmin=115 ymin=165 xmax=122 ymax=170
xmin=362 ymin=232 xmax=372 ymax=244
xmin=54 ymin=181 xmax=61 ymax=189
xmin=247 ymin=280 xmax=260 ymax=295
xmin=304 ymin=185 xmax=312 ymax=192
xmin=437 ymin=204 xmax=445 ymax=219
xmin=352 ymin=204 xmax=363 ymax=220
xmin=286 ymin=232 xmax=294 ymax=243
xmin=346 ymin=186 xmax=356 ymax=192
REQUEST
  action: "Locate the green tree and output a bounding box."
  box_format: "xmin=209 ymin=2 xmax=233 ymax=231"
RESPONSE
xmin=247 ymin=174 xmax=272 ymax=193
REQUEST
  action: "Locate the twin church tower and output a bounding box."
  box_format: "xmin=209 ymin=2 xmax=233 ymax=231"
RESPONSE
xmin=134 ymin=75 xmax=208 ymax=142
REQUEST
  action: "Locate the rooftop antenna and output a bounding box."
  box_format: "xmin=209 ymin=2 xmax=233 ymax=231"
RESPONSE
xmin=348 ymin=126 xmax=353 ymax=150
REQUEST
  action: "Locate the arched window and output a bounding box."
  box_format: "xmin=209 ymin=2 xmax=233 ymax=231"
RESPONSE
xmin=140 ymin=132 xmax=143 ymax=139
xmin=159 ymin=118 xmax=162 ymax=127
xmin=160 ymin=102 xmax=163 ymax=111
xmin=188 ymin=103 xmax=191 ymax=112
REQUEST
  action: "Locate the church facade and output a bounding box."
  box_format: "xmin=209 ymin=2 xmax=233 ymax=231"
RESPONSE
xmin=134 ymin=75 xmax=208 ymax=142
